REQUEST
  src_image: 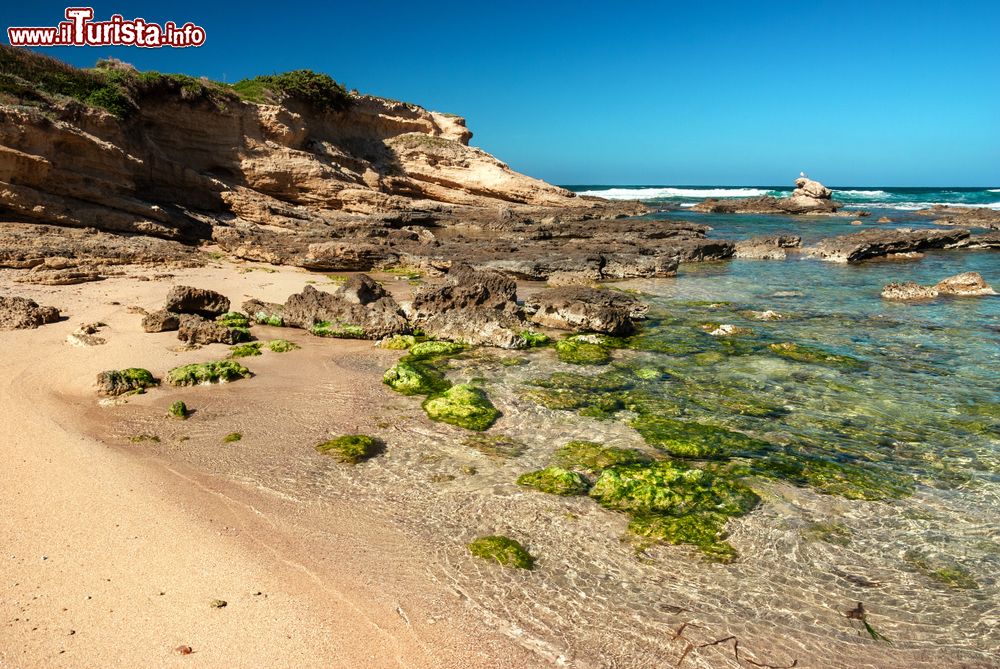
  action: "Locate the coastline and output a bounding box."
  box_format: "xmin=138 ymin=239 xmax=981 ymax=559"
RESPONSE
xmin=0 ymin=265 xmax=542 ymax=669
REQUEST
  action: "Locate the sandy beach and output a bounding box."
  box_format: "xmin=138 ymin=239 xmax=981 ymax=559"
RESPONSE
xmin=0 ymin=263 xmax=541 ymax=669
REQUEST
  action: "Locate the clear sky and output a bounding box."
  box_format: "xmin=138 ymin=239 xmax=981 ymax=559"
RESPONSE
xmin=5 ymin=1 xmax=999 ymax=186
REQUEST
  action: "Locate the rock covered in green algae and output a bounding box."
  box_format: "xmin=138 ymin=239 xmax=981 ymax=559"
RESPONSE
xmin=630 ymin=415 xmax=772 ymax=459
xmin=554 ymin=334 xmax=616 ymax=365
xmin=222 ymin=432 xmax=242 ymax=443
xmin=589 ymin=461 xmax=759 ymax=518
xmin=166 ymin=360 xmax=251 ymax=386
xmin=167 ymin=400 xmax=189 ymax=419
xmin=467 ymin=535 xmax=534 ymax=569
xmin=315 ymin=434 xmax=382 ymax=464
xmin=627 ymin=512 xmax=738 ymax=562
xmin=310 ymin=321 xmax=366 ymax=338
xmin=382 ymin=358 xmax=451 ymax=396
xmin=904 ymin=551 xmax=978 ymax=589
xmin=463 ymin=433 xmax=527 ymax=459
xmin=408 ymin=340 xmax=465 ymax=358
xmin=228 ymin=341 xmax=263 ymax=358
xmin=519 ymin=330 xmax=551 ymax=348
xmin=96 ymin=368 xmax=158 ymax=396
xmin=737 ymin=452 xmax=913 ymax=501
xmin=552 ymin=440 xmax=652 ymax=474
xmin=378 ymin=334 xmax=417 ymax=350
xmin=266 ymin=339 xmax=299 ymax=352
xmin=422 ymin=384 xmax=500 ymax=431
xmin=517 ymin=467 xmax=590 ymax=496
xmin=768 ymin=342 xmax=868 ymax=370
xmin=216 ymin=311 xmax=251 ymax=328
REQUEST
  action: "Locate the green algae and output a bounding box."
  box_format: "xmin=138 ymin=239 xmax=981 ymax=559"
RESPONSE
xmin=129 ymin=433 xmax=160 ymax=443
xmin=462 ymin=433 xmax=527 ymax=459
xmin=383 ymin=357 xmax=451 ymax=396
xmin=768 ymin=342 xmax=868 ymax=370
xmin=409 ymin=340 xmax=465 ymax=358
xmin=802 ymin=521 xmax=852 ymax=547
xmin=310 ymin=321 xmax=366 ymax=338
xmin=166 ymin=360 xmax=252 ymax=386
xmin=630 ymin=416 xmax=772 ymax=459
xmin=520 ymin=330 xmax=551 ymax=348
xmin=315 ymin=434 xmax=382 ymax=464
xmin=228 ymin=341 xmax=263 ymax=358
xmin=590 ymin=461 xmax=759 ymax=518
xmin=222 ymin=432 xmax=242 ymax=443
xmin=467 ymin=535 xmax=534 ymax=569
xmin=517 ymin=467 xmax=590 ymax=496
xmin=266 ymin=339 xmax=299 ymax=353
xmin=628 ymin=512 xmax=738 ymax=562
xmin=379 ymin=334 xmax=417 ymax=350
xmin=552 ymin=440 xmax=652 ymax=474
xmin=100 ymin=368 xmax=158 ymax=396
xmin=422 ymin=384 xmax=500 ymax=431
xmin=904 ymin=552 xmax=978 ymax=589
xmin=216 ymin=311 xmax=251 ymax=328
xmin=736 ymin=452 xmax=913 ymax=501
xmin=167 ymin=400 xmax=189 ymax=420
xmin=251 ymin=311 xmax=284 ymax=327
xmin=555 ymin=335 xmax=619 ymax=365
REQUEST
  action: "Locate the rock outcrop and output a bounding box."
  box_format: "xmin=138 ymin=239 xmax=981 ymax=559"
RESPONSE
xmin=808 ymin=228 xmax=970 ymax=263
xmin=176 ymin=314 xmax=247 ymax=345
xmin=881 ymin=272 xmax=996 ymax=301
xmin=525 ymin=287 xmax=648 ymax=335
xmin=693 ymin=177 xmax=841 ymax=215
xmin=408 ymin=264 xmax=526 ymax=348
xmin=141 ymin=309 xmax=180 ymax=333
xmin=0 ymin=295 xmax=61 ymax=330
xmin=281 ymin=279 xmax=409 ymax=339
xmin=734 ymin=235 xmax=802 ymax=260
xmin=916 ymin=206 xmax=1000 ymax=230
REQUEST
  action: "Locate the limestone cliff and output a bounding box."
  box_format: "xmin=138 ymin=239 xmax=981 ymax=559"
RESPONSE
xmin=0 ymin=47 xmax=643 ymax=273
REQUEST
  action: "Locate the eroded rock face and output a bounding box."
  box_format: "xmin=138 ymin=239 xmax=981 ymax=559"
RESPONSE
xmin=808 ymin=228 xmax=970 ymax=263
xmin=176 ymin=314 xmax=246 ymax=345
xmin=525 ymin=287 xmax=648 ymax=335
xmin=281 ymin=281 xmax=409 ymax=339
xmin=935 ymin=271 xmax=996 ymax=296
xmin=141 ymin=309 xmax=180 ymax=332
xmin=734 ymin=235 xmax=802 ymax=260
xmin=0 ymin=295 xmax=60 ymax=330
xmin=881 ymin=272 xmax=995 ymax=301
xmin=409 ymin=263 xmax=526 ymax=348
xmin=165 ymin=286 xmax=231 ymax=318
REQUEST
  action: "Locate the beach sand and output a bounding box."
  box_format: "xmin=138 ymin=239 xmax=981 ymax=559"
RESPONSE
xmin=0 ymin=263 xmax=540 ymax=668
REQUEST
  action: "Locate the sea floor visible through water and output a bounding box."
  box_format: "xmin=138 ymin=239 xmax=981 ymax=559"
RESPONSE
xmin=102 ymin=209 xmax=999 ymax=668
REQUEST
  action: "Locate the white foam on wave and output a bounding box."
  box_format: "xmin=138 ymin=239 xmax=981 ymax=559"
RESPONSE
xmin=989 ymin=188 xmax=1000 ymax=193
xmin=845 ymin=201 xmax=1000 ymax=211
xmin=575 ymin=187 xmax=773 ymax=200
xmin=833 ymin=189 xmax=889 ymax=198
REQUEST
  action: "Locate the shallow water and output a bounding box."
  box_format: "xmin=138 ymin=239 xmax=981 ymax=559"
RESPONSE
xmin=108 ymin=213 xmax=999 ymax=667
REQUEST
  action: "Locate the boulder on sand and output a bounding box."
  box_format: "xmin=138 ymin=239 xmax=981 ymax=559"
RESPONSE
xmin=0 ymin=295 xmax=60 ymax=330
xmin=164 ymin=286 xmax=231 ymax=318
xmin=281 ymin=275 xmax=410 ymax=339
xmin=177 ymin=314 xmax=249 ymax=345
xmin=142 ymin=309 xmax=180 ymax=333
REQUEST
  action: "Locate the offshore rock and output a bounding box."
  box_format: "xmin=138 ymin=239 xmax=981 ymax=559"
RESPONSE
xmin=808 ymin=228 xmax=970 ymax=263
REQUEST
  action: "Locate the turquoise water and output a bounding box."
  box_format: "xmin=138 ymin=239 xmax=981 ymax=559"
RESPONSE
xmin=567 ymin=185 xmax=1000 ymax=211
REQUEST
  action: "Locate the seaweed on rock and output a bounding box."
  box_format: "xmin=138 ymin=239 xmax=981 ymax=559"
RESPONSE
xmin=467 ymin=535 xmax=534 ymax=569
xmin=517 ymin=467 xmax=590 ymax=496
xmin=166 ymin=360 xmax=251 ymax=386
xmin=422 ymin=384 xmax=500 ymax=431
xmin=315 ymin=434 xmax=383 ymax=464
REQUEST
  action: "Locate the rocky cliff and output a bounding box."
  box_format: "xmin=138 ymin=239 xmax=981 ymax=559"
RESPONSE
xmin=0 ymin=47 xmax=647 ymax=277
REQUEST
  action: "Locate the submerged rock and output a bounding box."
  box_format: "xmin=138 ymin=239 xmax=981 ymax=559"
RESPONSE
xmin=517 ymin=467 xmax=590 ymax=496
xmin=467 ymin=535 xmax=534 ymax=569
xmin=165 ymin=286 xmax=231 ymax=318
xmin=315 ymin=434 xmax=383 ymax=464
xmin=383 ymin=357 xmax=451 ymax=396
xmin=166 ymin=360 xmax=251 ymax=386
xmin=97 ymin=368 xmax=158 ymax=396
xmin=421 ymin=383 xmax=500 ymax=431
xmin=525 ymin=287 xmax=648 ymax=335
xmin=0 ymin=295 xmax=60 ymax=330
xmin=881 ymin=282 xmax=939 ymax=301
xmin=552 ymin=440 xmax=652 ymax=474
xmin=733 ymin=235 xmax=801 ymax=260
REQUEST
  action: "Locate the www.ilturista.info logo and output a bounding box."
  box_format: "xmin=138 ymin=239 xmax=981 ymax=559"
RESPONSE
xmin=7 ymin=7 xmax=206 ymax=48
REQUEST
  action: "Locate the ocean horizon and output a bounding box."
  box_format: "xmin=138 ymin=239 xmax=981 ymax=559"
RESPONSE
xmin=566 ymin=185 xmax=1000 ymax=211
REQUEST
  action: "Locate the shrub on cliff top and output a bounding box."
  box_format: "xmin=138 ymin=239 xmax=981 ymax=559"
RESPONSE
xmin=231 ymin=70 xmax=352 ymax=113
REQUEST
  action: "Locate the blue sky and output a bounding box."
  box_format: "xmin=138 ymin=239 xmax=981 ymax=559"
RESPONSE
xmin=5 ymin=1 xmax=999 ymax=186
